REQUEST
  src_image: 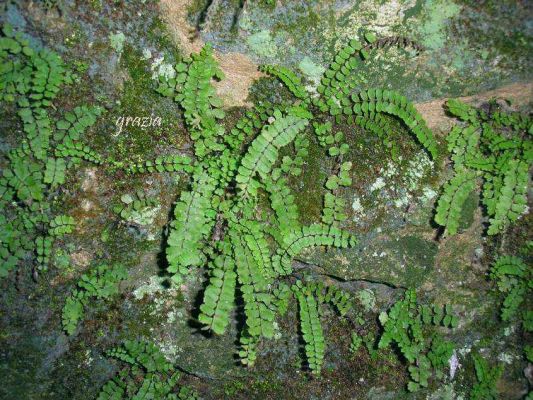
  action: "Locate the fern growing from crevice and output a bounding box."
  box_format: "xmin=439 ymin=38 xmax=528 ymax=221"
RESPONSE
xmin=145 ymin=32 xmax=438 ymax=376
xmin=98 ymin=340 xmax=199 ymax=400
xmin=434 ymin=99 xmax=531 ymax=236
xmin=378 ymin=289 xmax=457 ymax=392
xmin=62 ymin=263 xmax=127 ymax=335
xmin=490 ymin=255 xmax=532 ymax=330
xmin=470 ymin=353 xmax=503 ymax=400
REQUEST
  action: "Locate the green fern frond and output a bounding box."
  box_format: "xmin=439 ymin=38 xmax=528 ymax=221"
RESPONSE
xmin=446 ymin=98 xmax=479 ymax=123
xmin=231 ymin=227 xmax=276 ymax=339
xmin=316 ymin=39 xmax=364 ymax=115
xmin=198 ymin=247 xmax=237 ymax=335
xmin=62 ymin=264 xmax=127 ymax=335
xmin=274 ymin=224 xmax=356 ymax=274
xmin=235 ymin=109 xmax=309 ymax=198
xmin=294 ymin=285 xmax=325 ymax=375
xmin=471 ymin=354 xmax=503 ymax=400
xmin=490 ymin=255 xmax=531 ymax=322
xmin=260 ymin=64 xmax=309 ymax=100
xmin=434 ymin=169 xmax=478 ymax=235
xmin=166 ymin=168 xmax=217 ymax=283
xmin=487 ymin=159 xmax=528 ymax=235
xmin=352 ymin=88 xmax=438 ymax=159
xmin=55 ymin=141 xmax=103 ymax=164
xmin=48 ymin=214 xmax=75 ymax=236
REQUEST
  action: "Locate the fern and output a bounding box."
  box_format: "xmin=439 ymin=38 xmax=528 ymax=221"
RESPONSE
xmin=43 ymin=157 xmax=66 ymax=188
xmin=54 ymin=105 xmax=103 ymax=145
xmin=171 ymin=44 xmax=225 ymax=159
xmin=48 ymin=214 xmax=76 ymax=236
xmin=490 ymin=255 xmax=531 ymax=325
xmin=265 ymin=176 xmax=301 ymax=240
xmin=434 ymin=169 xmax=478 ymax=235
xmin=0 ymin=24 xmax=103 ymax=279
xmin=148 ymin=37 xmax=443 ymax=376
xmin=55 ymin=141 xmax=102 ymax=164
xmin=351 ymin=89 xmax=438 ymax=159
xmin=98 ymin=341 xmax=198 ymax=400
xmin=113 ymin=192 xmax=159 ymax=226
xmin=198 ymin=243 xmax=237 ymax=335
xmin=62 ymin=264 xmax=127 ymax=335
xmin=274 ymin=224 xmax=356 ymax=275
xmin=260 ymin=64 xmax=309 ymax=100
xmin=166 ymin=168 xmax=217 ymax=283
xmin=235 ymin=109 xmax=309 ymax=198
xmin=238 ymin=331 xmax=259 ymax=367
xmin=435 ymin=99 xmax=531 ymax=235
xmin=315 ymin=39 xmax=364 ymax=116
xmin=487 ymin=159 xmax=529 ymax=235
xmin=2 ymin=152 xmax=45 ymax=201
xmin=231 ymin=225 xmax=276 ymax=339
xmin=350 ymin=332 xmax=362 ymax=353
xmin=293 ymin=283 xmax=325 ymax=375
xmin=378 ymin=289 xmax=456 ymax=391
xmin=470 ymin=354 xmax=503 ymax=400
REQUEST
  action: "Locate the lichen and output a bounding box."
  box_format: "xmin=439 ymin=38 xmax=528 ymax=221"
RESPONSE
xmin=246 ymin=30 xmax=278 ymax=58
xmin=109 ymin=31 xmax=126 ymax=55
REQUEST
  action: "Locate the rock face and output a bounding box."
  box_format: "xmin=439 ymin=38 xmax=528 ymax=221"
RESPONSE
xmin=0 ymin=1 xmax=531 ymax=399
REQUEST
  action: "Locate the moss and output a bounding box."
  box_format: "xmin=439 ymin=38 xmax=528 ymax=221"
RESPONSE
xmin=457 ymin=190 xmax=479 ymax=232
xmin=292 ymin=135 xmax=328 ymax=224
xmin=93 ymin=44 xmax=187 ymax=161
xmin=146 ymin=16 xmax=181 ymax=59
xmin=386 ymin=235 xmax=438 ymax=286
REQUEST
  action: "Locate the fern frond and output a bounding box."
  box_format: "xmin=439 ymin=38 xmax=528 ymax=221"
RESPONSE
xmin=61 ymin=291 xmax=85 ymax=335
xmin=172 ymin=44 xmax=226 ymax=159
xmin=238 ymin=331 xmax=259 ymax=366
xmin=108 ymin=340 xmax=172 ymax=373
xmin=294 ymin=286 xmax=325 ymax=375
xmin=363 ymin=36 xmax=424 ymax=54
xmin=353 ymin=113 xmax=400 ymax=158
xmin=308 ymin=281 xmax=352 ymax=316
xmin=166 ymin=168 xmax=217 ymax=283
xmin=274 ymin=224 xmax=356 ymax=274
xmin=55 ymin=141 xmax=103 ymax=164
xmin=198 ymin=249 xmax=237 ymax=335
xmin=54 ymin=105 xmax=103 ymax=142
xmin=316 ymin=39 xmax=364 ymax=115
xmin=265 ymin=176 xmax=301 ymax=241
xmin=2 ymin=153 xmax=44 ymax=201
xmin=97 ymin=379 xmax=125 ymax=400
xmin=43 ymin=157 xmax=66 ymax=188
xmin=487 ymin=159 xmax=528 ymax=235
xmin=434 ymin=169 xmax=478 ymax=235
xmin=18 ymin=107 xmax=51 ymax=160
xmin=61 ymin=264 xmax=127 ymax=335
xmin=490 ymin=255 xmax=530 ymax=322
xmin=260 ymin=64 xmax=309 ymax=100
xmin=446 ymin=98 xmax=479 ymax=124
xmin=235 ymin=109 xmax=309 ymax=198
xmin=352 ymin=89 xmax=438 ymax=159
xmin=231 ymin=227 xmax=276 ymax=339
xmin=48 ymin=214 xmax=75 ymax=236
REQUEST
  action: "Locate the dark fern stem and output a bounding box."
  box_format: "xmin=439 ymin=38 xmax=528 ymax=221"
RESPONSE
xmin=363 ymin=36 xmax=425 ymax=55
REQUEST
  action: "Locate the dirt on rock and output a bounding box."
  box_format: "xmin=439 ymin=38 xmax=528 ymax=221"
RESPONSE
xmin=416 ymin=81 xmax=533 ymax=132
xmin=158 ymin=0 xmax=263 ymax=107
